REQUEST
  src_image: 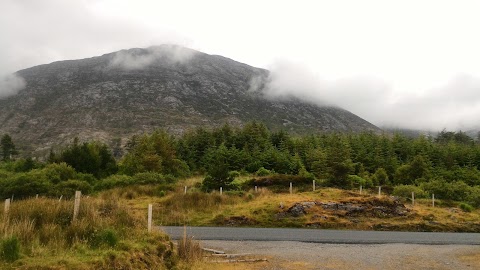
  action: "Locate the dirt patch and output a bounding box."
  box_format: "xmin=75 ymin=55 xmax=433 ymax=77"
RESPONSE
xmin=220 ymin=215 xmax=258 ymax=226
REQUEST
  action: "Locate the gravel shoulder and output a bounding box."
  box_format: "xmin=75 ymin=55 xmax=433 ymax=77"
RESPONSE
xmin=201 ymin=240 xmax=480 ymax=270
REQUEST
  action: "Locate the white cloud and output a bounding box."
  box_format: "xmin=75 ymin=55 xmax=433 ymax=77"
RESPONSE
xmin=0 ymin=74 xmax=26 ymax=99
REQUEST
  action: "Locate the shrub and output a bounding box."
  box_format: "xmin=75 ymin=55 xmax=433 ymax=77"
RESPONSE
xmin=348 ymin=175 xmax=373 ymax=188
xmin=53 ymin=180 xmax=92 ymax=197
xmin=393 ymin=185 xmax=427 ymax=199
xmin=94 ymin=175 xmax=133 ymax=191
xmin=0 ymin=236 xmax=20 ymax=262
xmin=256 ymin=167 xmax=271 ymax=176
xmin=459 ymin=203 xmax=474 ymax=212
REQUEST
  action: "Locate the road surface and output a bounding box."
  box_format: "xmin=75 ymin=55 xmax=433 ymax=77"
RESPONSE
xmin=161 ymin=226 xmax=480 ymax=245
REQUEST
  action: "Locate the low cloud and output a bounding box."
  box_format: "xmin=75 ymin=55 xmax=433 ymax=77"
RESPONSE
xmin=108 ymin=45 xmax=198 ymax=70
xmin=260 ymin=60 xmax=480 ymax=131
xmin=0 ymin=74 xmax=26 ymax=99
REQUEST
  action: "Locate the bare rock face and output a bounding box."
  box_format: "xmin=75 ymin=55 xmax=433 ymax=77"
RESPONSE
xmin=0 ymin=45 xmax=379 ymax=156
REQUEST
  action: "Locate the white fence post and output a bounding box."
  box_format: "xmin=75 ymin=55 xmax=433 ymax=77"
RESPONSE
xmin=378 ymin=186 xmax=382 ymax=197
xmin=220 ymin=187 xmax=223 ymax=195
xmin=313 ymin=180 xmax=316 ymax=191
xmin=184 ymin=186 xmax=187 ymax=195
xmin=73 ymin=191 xmax=81 ymax=222
xmin=148 ymin=204 xmax=153 ymax=233
xmin=359 ymin=185 xmax=362 ymax=195
xmin=289 ymin=182 xmax=293 ymax=194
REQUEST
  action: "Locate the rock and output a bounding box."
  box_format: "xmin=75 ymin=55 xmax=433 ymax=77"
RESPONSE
xmin=287 ymin=203 xmax=307 ymax=217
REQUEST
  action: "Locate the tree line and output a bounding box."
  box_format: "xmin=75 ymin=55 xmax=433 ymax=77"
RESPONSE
xmin=1 ymin=123 xmax=480 ymax=206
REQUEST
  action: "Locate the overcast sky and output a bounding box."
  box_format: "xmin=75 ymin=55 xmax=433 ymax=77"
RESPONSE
xmin=2 ymin=0 xmax=480 ymax=131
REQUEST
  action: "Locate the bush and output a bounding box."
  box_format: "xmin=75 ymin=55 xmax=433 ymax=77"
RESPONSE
xmin=348 ymin=175 xmax=373 ymax=188
xmin=421 ymin=179 xmax=471 ymax=201
xmin=393 ymin=185 xmax=427 ymax=199
xmin=459 ymin=203 xmax=474 ymax=212
xmin=53 ymin=180 xmax=92 ymax=197
xmin=94 ymin=175 xmax=133 ymax=191
xmin=256 ymin=167 xmax=271 ymax=176
xmin=0 ymin=236 xmax=20 ymax=262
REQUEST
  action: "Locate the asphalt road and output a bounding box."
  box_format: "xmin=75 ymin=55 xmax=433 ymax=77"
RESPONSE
xmin=161 ymin=226 xmax=480 ymax=245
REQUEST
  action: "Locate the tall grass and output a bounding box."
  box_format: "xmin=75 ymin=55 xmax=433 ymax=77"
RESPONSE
xmin=0 ymin=196 xmax=184 ymax=269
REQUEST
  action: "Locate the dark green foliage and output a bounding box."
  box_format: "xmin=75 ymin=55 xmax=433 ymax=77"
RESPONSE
xmin=0 ymin=236 xmax=20 ymax=262
xmin=0 ymin=134 xmax=17 ymax=161
xmin=120 ymin=131 xmax=190 ymax=177
xmin=55 ymin=138 xmax=117 ymax=178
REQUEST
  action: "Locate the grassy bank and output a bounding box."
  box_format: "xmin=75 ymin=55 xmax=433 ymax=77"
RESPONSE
xmin=113 ymin=177 xmax=480 ymax=232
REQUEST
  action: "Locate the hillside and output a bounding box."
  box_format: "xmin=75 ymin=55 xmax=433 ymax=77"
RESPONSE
xmin=0 ymin=45 xmax=379 ymax=155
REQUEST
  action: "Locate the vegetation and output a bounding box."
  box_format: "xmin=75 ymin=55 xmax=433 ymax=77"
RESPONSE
xmin=1 ymin=123 xmax=480 ymax=267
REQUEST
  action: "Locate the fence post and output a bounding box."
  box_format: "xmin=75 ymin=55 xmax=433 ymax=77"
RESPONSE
xmin=255 ymin=186 xmax=258 ymax=193
xmin=432 ymin=194 xmax=435 ymax=207
xmin=220 ymin=187 xmax=223 ymax=195
xmin=184 ymin=186 xmax=187 ymax=195
xmin=378 ymin=186 xmax=382 ymax=197
xmin=58 ymin=195 xmax=63 ymax=202
xmin=359 ymin=185 xmax=362 ymax=195
xmin=73 ymin=191 xmax=81 ymax=222
xmin=313 ymin=180 xmax=316 ymax=191
xmin=412 ymin=192 xmax=415 ymax=206
xmin=289 ymin=182 xmax=293 ymax=194
xmin=36 ymin=194 xmax=38 ymax=199
xmin=4 ymin=199 xmax=10 ymax=217
xmin=148 ymin=204 xmax=153 ymax=233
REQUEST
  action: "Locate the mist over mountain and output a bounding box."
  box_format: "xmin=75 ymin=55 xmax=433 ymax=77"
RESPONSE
xmin=0 ymin=45 xmax=378 ymax=155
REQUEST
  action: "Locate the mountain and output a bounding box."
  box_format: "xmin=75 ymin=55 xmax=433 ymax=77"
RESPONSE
xmin=0 ymin=45 xmax=379 ymax=156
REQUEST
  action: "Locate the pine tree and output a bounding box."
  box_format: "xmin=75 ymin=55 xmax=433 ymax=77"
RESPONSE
xmin=1 ymin=134 xmax=17 ymax=161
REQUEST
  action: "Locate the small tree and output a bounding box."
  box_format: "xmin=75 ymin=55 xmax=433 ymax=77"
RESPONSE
xmin=1 ymin=134 xmax=17 ymax=161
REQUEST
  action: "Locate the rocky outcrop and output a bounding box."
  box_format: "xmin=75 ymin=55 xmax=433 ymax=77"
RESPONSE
xmin=0 ymin=45 xmax=380 ymax=156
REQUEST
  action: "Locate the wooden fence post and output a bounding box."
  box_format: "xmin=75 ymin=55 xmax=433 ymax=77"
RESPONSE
xmin=412 ymin=192 xmax=415 ymax=206
xmin=432 ymin=194 xmax=435 ymax=207
xmin=148 ymin=204 xmax=153 ymax=233
xmin=220 ymin=187 xmax=223 ymax=195
xmin=378 ymin=186 xmax=382 ymax=197
xmin=289 ymin=182 xmax=293 ymax=194
xmin=254 ymin=186 xmax=258 ymax=193
xmin=184 ymin=186 xmax=187 ymax=195
xmin=359 ymin=185 xmax=362 ymax=195
xmin=73 ymin=191 xmax=81 ymax=222
xmin=4 ymin=199 xmax=10 ymax=216
xmin=313 ymin=180 xmax=316 ymax=191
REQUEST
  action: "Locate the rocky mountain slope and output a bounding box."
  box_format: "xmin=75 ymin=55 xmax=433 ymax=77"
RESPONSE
xmin=0 ymin=45 xmax=379 ymax=155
